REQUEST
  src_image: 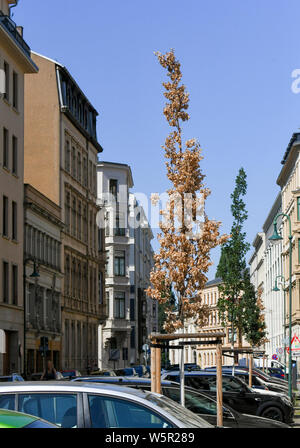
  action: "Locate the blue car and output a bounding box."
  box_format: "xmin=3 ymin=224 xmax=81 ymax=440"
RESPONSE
xmin=0 ymin=374 xmax=24 ymax=382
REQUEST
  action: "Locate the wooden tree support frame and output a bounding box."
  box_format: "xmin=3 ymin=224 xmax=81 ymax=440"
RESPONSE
xmin=150 ymin=332 xmax=225 ymax=427
xmin=222 ymin=348 xmax=266 ymax=388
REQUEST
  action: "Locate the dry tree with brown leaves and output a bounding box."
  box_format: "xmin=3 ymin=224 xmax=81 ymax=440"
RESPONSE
xmin=146 ymin=50 xmax=228 ymax=334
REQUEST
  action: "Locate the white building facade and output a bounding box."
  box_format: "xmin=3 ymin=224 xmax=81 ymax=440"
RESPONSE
xmin=97 ymin=162 xmax=156 ymax=369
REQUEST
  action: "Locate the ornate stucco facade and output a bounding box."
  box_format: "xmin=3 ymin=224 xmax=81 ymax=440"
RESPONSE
xmin=0 ymin=0 xmax=38 ymax=375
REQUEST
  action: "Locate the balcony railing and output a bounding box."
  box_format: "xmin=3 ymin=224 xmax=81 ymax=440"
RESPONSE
xmin=0 ymin=12 xmax=31 ymax=57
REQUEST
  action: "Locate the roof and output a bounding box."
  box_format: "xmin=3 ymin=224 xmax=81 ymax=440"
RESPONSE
xmin=205 ymin=277 xmax=222 ymax=288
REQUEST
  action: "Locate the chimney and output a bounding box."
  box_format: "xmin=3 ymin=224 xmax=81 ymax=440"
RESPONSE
xmin=16 ymin=25 xmax=23 ymax=36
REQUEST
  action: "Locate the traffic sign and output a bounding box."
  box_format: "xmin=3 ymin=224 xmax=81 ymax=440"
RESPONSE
xmin=272 ymin=354 xmax=278 ymax=360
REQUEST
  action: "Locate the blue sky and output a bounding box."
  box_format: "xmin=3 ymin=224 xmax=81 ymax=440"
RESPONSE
xmin=14 ymin=0 xmax=300 ymax=280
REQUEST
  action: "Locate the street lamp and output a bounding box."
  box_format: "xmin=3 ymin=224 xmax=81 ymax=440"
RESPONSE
xmin=23 ymin=258 xmax=40 ymax=377
xmin=269 ymin=213 xmax=293 ymax=400
xmin=272 ymin=275 xmax=287 ymax=379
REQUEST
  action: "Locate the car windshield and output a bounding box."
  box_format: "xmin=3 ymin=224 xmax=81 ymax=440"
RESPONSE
xmin=144 ymin=392 xmax=212 ymax=428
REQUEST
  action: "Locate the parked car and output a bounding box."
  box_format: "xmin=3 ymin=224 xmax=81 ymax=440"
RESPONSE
xmin=0 ymin=409 xmax=58 ymax=428
xmin=131 ymin=365 xmax=149 ymax=377
xmin=72 ymin=376 xmax=290 ymax=428
xmin=29 ymin=371 xmax=66 ymax=381
xmin=113 ymin=368 xmax=138 ymax=377
xmin=89 ymin=369 xmax=117 ymax=377
xmin=0 ymin=382 xmax=212 ymax=428
xmin=204 ymin=365 xmax=293 ymax=401
xmin=206 ymin=367 xmax=292 ymax=399
xmin=0 ymin=374 xmax=24 ymax=382
xmin=259 ymin=367 xmax=286 ymax=379
xmin=60 ymin=370 xmax=82 ymax=380
xmin=162 ymin=371 xmax=294 ymax=423
xmin=205 ymin=365 xmax=288 ymax=387
xmin=162 ymin=363 xmax=201 ymax=372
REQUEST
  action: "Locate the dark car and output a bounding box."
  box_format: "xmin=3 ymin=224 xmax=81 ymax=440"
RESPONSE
xmin=71 ymin=376 xmax=290 ymax=428
xmin=211 ymin=367 xmax=292 ymax=398
xmin=162 ymin=371 xmax=294 ymax=423
xmin=205 ymin=365 xmax=288 ymax=387
xmin=113 ymin=368 xmax=138 ymax=377
xmin=204 ymin=365 xmax=293 ymax=401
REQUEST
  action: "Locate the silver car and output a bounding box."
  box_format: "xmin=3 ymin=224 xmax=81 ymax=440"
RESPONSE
xmin=0 ymin=381 xmax=212 ymax=428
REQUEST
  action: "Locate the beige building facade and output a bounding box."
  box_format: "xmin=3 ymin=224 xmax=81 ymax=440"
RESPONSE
xmin=0 ymin=0 xmax=38 ymax=374
xmin=24 ymin=184 xmax=63 ymax=376
xmin=169 ymin=278 xmax=251 ymax=367
xmin=277 ymin=132 xmax=300 ymax=365
xmin=24 ymin=52 xmax=107 ymax=373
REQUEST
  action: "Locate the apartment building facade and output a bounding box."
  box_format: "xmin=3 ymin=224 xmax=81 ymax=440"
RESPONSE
xmin=276 ymin=132 xmax=300 ymax=366
xmin=23 ymin=52 xmax=106 ymax=373
xmin=249 ymin=194 xmax=285 ymax=361
xmin=24 ymin=184 xmax=63 ymax=376
xmin=169 ymin=278 xmax=251 ymax=367
xmin=0 ymin=0 xmax=38 ymax=374
xmin=97 ymin=162 xmax=156 ymax=369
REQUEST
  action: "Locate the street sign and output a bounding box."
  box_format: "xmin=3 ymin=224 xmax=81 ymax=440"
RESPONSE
xmin=272 ymin=354 xmax=278 ymax=360
xmin=277 ymin=348 xmax=284 ymax=355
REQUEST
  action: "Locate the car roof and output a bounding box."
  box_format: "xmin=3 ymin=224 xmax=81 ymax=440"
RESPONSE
xmin=73 ymin=376 xmax=176 ymax=385
xmin=0 ymin=380 xmax=159 ymax=398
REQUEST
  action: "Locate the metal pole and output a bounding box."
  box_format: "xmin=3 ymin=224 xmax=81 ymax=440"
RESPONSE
xmin=216 ymin=342 xmax=223 ymax=427
xmin=288 ymin=235 xmax=292 ymax=400
xmin=283 ymin=288 xmax=287 ymax=380
xmin=180 ymin=344 xmax=185 ymax=407
xmin=249 ymin=353 xmax=253 ymax=388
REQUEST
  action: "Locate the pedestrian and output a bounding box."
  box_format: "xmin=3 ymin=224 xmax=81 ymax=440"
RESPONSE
xmin=41 ymin=360 xmax=57 ymax=380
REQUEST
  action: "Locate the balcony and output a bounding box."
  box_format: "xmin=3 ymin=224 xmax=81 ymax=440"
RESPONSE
xmin=0 ymin=12 xmax=31 ymax=57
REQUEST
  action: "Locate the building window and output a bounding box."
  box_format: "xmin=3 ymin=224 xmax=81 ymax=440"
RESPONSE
xmin=114 ymin=292 xmax=125 ymax=318
xmin=77 ymin=201 xmax=82 ymax=240
xmin=65 ymin=192 xmax=70 ymax=233
xmin=12 ymin=201 xmax=17 ymax=240
xmin=72 ymin=146 xmax=76 ymax=178
xmin=122 ymin=347 xmax=128 ymax=361
xmin=4 ymin=61 xmax=9 ymax=101
xmin=65 ymin=140 xmax=70 ymax=172
xmin=2 ymin=261 xmax=9 ymax=303
xmin=130 ymin=298 xmax=135 ymax=320
xmin=12 ymin=71 xmax=18 ymax=109
xmin=109 ymin=179 xmax=118 ymax=201
xmin=12 ymin=265 xmax=18 ymax=306
xmin=130 ymin=326 xmax=135 ymax=348
xmin=2 ymin=195 xmax=8 ymax=237
xmin=297 ymin=197 xmax=300 ymax=221
xmin=99 ymin=271 xmax=103 ymax=304
xmin=83 ymin=206 xmax=87 ymax=243
xmin=114 ymin=251 xmax=125 ymax=276
xmin=83 ymin=157 xmax=87 ymax=187
xmin=12 ymin=135 xmax=18 ymax=175
xmin=77 ymin=152 xmax=82 ymax=183
xmin=298 ymin=239 xmax=300 ymax=264
xmin=72 ymin=197 xmax=76 ymax=237
xmin=114 ymin=213 xmax=126 ymax=236
xmin=3 ymin=128 xmax=8 ymax=169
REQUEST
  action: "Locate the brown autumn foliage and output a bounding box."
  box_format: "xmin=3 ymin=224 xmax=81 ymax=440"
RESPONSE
xmin=146 ymin=50 xmax=228 ymax=333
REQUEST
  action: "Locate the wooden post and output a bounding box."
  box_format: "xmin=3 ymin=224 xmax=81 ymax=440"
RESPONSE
xmin=249 ymin=353 xmax=253 ymax=388
xmin=155 ymin=343 xmax=161 ymax=394
xmin=151 ymin=339 xmax=157 ymax=393
xmin=216 ymin=341 xmax=223 ymax=427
